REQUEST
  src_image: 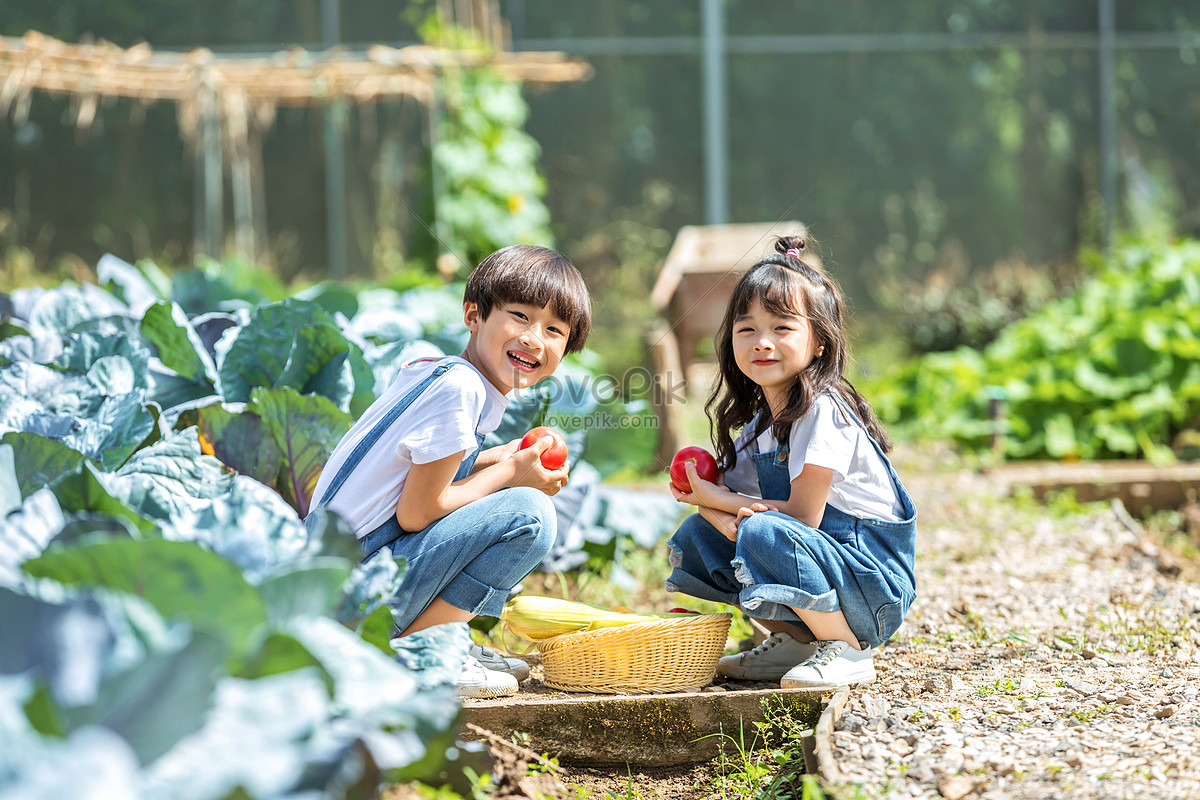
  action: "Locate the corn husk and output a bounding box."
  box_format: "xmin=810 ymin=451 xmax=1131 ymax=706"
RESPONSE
xmin=500 ymin=596 xmax=618 ymax=640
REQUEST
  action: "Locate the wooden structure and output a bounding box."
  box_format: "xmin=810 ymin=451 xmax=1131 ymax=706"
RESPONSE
xmin=647 ymin=222 xmax=807 ymax=462
xmin=0 ymin=16 xmax=590 ymax=265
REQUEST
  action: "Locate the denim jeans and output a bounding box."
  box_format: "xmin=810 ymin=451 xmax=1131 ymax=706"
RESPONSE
xmin=308 ymin=358 xmax=556 ymax=634
xmin=360 ymin=487 xmax=556 ymax=634
xmin=666 ymin=394 xmax=917 ymax=649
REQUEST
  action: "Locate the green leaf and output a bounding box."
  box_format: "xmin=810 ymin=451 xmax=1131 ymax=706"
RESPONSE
xmin=196 ymin=404 xmax=284 ymax=486
xmin=232 ymin=631 xmax=332 ymax=691
xmin=61 ymin=632 xmax=227 ymax=765
xmin=116 ymin=427 xmax=233 ymax=502
xmin=140 ymin=301 xmax=218 ymax=387
xmin=1043 ymin=413 xmax=1077 ymax=458
xmin=258 ymin=557 xmax=353 ymax=626
xmin=163 ymin=475 xmax=313 ymax=584
xmin=24 ymin=683 xmax=67 ymax=737
xmin=0 ymin=441 xmax=21 ymax=516
xmin=358 ymin=605 xmax=398 ymax=654
xmin=137 ymin=671 xmax=357 ymax=798
xmin=218 ymin=299 xmax=360 ymax=406
xmin=49 ymin=463 xmax=158 ymax=537
xmin=27 ymin=285 xmax=128 ymax=337
xmin=64 ymin=393 xmax=157 ymax=471
xmin=97 ymin=253 xmax=166 ymax=311
xmin=0 ymin=489 xmax=67 ymax=586
xmin=0 ymin=431 xmax=88 ymax=500
xmin=249 ymin=388 xmax=352 ymax=517
xmin=22 ymin=538 xmax=268 ymax=658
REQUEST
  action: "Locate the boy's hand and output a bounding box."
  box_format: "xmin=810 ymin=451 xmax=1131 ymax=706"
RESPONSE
xmin=511 ymin=434 xmax=569 ymax=495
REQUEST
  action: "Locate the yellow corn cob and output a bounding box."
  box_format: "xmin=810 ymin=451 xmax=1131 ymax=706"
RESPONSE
xmin=501 ymin=595 xmax=619 ymax=640
xmin=585 ymin=610 xmax=702 ymax=631
xmin=585 ymin=613 xmax=661 ymax=630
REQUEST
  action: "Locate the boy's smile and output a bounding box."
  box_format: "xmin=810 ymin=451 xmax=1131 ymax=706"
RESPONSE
xmin=462 ymin=301 xmax=570 ymax=393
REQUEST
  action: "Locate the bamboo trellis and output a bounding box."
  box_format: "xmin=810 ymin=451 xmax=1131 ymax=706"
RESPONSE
xmin=0 ymin=18 xmax=590 ymax=264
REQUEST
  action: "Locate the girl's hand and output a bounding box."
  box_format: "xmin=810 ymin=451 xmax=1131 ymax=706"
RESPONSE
xmin=511 ymin=435 xmax=569 ymax=495
xmin=669 ymin=480 xmax=699 ymax=505
xmin=733 ymin=502 xmax=778 ymax=530
xmin=680 ymin=460 xmax=720 ymax=501
xmin=698 ymin=506 xmax=740 ymax=541
xmin=668 ymin=460 xmax=724 ymax=505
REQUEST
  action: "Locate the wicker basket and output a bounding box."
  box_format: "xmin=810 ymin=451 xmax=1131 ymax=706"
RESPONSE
xmin=537 ymin=612 xmax=732 ymax=694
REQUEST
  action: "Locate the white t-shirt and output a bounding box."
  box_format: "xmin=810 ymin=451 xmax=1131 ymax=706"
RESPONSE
xmin=721 ymin=393 xmax=904 ymax=522
xmin=310 ymin=356 xmax=509 ymax=537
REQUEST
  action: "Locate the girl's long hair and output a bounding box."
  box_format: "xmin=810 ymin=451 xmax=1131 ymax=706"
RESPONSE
xmin=707 ymin=234 xmax=892 ymax=471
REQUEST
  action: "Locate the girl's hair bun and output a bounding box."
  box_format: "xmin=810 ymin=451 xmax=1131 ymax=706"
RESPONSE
xmin=775 ymin=234 xmax=808 ymax=256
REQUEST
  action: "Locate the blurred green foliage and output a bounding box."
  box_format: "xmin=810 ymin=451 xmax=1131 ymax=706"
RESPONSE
xmin=867 ymin=239 xmax=1200 ymax=462
xmin=874 ymin=255 xmax=1077 ymax=354
xmin=433 ymin=68 xmax=554 ymax=274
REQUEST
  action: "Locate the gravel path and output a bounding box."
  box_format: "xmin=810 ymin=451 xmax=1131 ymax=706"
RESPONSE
xmin=827 ymin=464 xmax=1200 ymax=799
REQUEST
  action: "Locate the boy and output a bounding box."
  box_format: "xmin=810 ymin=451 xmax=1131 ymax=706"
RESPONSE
xmin=310 ymin=245 xmax=591 ymax=697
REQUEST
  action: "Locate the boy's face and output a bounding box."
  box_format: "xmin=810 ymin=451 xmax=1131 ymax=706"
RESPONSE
xmin=462 ymin=301 xmax=571 ymax=393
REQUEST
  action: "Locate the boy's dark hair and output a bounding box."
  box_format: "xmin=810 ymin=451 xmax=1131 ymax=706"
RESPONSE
xmin=464 ymin=245 xmax=592 ymax=353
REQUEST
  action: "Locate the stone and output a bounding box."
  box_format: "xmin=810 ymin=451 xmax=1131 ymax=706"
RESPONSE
xmin=924 ymin=675 xmax=951 ymax=692
xmin=1154 ymin=704 xmax=1177 ymax=719
xmin=1065 ymin=678 xmax=1101 ymax=695
xmin=938 ymin=775 xmax=977 ymax=800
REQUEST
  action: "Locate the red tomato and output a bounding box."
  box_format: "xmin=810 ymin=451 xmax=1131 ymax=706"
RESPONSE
xmin=520 ymin=426 xmax=569 ymax=470
xmin=670 ymin=446 xmax=718 ymax=493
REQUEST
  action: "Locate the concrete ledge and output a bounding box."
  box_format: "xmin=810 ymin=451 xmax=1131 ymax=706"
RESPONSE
xmin=991 ymin=460 xmax=1200 ymax=515
xmin=462 ymin=687 xmax=829 ymax=766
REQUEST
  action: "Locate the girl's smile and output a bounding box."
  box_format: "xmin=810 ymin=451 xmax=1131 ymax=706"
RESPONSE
xmin=732 ymin=298 xmax=822 ymax=411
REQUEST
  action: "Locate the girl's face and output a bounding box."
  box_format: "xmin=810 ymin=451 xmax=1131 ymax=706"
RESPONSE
xmin=731 ymin=297 xmax=823 ymax=412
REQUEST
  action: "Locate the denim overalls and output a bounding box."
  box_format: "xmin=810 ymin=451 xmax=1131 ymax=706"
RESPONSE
xmin=310 ymin=359 xmax=556 ymax=634
xmin=666 ymin=395 xmax=917 ymax=649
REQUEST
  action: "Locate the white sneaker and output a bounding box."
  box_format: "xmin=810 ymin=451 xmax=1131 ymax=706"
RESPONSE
xmin=469 ymin=642 xmax=530 ymax=682
xmin=715 ymin=631 xmax=819 ymax=681
xmin=456 ymin=656 xmax=519 ymax=698
xmin=780 ymin=640 xmax=876 ymax=688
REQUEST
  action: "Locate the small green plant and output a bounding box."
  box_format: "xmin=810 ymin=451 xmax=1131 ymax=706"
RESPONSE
xmin=1067 ymin=703 xmax=1114 ymax=723
xmin=974 ymin=677 xmax=1020 ymax=697
xmin=696 ymin=697 xmax=823 ymax=800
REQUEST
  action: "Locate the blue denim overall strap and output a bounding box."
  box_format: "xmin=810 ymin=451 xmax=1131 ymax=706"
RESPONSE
xmin=309 ymin=360 xmax=482 ymax=516
xmin=743 ymin=396 xmax=917 ymax=645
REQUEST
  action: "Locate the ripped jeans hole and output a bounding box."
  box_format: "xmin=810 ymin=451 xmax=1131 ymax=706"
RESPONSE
xmin=731 ymin=558 xmax=755 ymax=587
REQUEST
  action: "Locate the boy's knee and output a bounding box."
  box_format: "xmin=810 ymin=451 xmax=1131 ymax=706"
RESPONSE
xmin=500 ymin=487 xmax=557 ymax=549
xmin=508 ymin=486 xmax=555 ymax=522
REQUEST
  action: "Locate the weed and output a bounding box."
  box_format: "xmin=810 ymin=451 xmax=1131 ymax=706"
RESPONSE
xmin=974 ymin=677 xmax=1020 ymax=697
xmin=605 ymin=766 xmax=649 ymax=800
xmin=694 ymin=697 xmax=833 ymax=800
xmin=1067 ymin=703 xmax=1114 ymax=723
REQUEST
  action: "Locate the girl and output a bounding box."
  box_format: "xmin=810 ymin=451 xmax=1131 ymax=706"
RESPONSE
xmin=665 ymin=234 xmax=916 ymax=688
